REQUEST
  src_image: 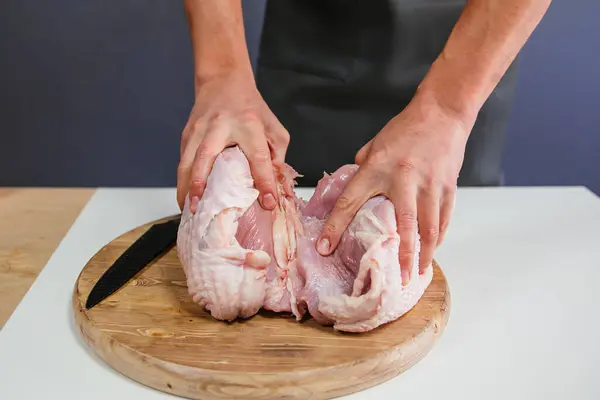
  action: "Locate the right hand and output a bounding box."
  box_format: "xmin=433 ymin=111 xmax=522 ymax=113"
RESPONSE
xmin=177 ymin=72 xmax=290 ymax=213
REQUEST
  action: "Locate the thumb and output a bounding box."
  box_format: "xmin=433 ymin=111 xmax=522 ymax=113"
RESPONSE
xmin=355 ymin=139 xmax=373 ymax=165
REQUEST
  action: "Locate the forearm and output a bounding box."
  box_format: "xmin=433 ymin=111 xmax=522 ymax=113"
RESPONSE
xmin=417 ymin=0 xmax=552 ymax=123
xmin=183 ymin=0 xmax=253 ymax=91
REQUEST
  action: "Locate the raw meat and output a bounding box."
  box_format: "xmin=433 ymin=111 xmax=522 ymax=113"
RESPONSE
xmin=176 ymin=146 xmax=433 ymax=332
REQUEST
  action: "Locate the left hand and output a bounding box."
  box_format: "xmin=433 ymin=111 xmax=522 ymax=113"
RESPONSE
xmin=316 ymin=93 xmax=475 ymax=285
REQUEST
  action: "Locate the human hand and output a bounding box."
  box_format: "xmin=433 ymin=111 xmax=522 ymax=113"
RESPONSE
xmin=316 ymin=93 xmax=475 ymax=285
xmin=177 ymin=72 xmax=290 ymax=213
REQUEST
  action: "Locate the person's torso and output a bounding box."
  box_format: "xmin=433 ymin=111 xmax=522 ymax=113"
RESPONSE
xmin=256 ymin=0 xmax=516 ymax=187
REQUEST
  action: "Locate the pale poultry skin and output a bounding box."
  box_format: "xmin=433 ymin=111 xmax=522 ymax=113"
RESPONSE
xmin=176 ymin=146 xmax=433 ymax=333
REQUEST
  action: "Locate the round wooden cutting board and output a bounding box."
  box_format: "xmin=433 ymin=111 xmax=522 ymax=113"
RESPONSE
xmin=73 ymin=216 xmax=451 ymax=400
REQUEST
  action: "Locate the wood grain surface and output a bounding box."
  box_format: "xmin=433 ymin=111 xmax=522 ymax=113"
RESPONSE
xmin=73 ymin=216 xmax=451 ymax=400
xmin=0 ymin=188 xmax=94 ymax=328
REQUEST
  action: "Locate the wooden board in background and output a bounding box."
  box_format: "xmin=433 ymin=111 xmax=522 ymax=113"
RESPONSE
xmin=0 ymin=188 xmax=94 ymax=328
xmin=73 ymin=217 xmax=450 ymax=400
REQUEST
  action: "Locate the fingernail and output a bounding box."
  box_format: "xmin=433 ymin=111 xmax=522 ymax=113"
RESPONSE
xmin=190 ymin=196 xmax=199 ymax=214
xmin=317 ymin=238 xmax=330 ymax=255
xmin=262 ymin=193 xmax=276 ymax=209
xmin=401 ymin=268 xmax=410 ymax=286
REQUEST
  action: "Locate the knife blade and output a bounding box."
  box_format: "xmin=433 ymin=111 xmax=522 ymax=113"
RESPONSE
xmin=85 ymin=215 xmax=182 ymax=310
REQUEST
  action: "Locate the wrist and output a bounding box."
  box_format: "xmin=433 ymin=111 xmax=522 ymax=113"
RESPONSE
xmin=415 ymin=57 xmax=484 ymax=128
xmin=194 ymin=64 xmax=254 ymax=94
xmin=408 ymin=82 xmax=477 ymax=141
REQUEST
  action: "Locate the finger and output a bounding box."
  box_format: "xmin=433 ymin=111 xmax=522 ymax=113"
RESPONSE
xmin=188 ymin=126 xmax=228 ymax=213
xmin=264 ymin=114 xmax=290 ymax=167
xmin=269 ymin=131 xmax=289 ymax=169
xmin=317 ymin=169 xmax=378 ymax=256
xmin=176 ymin=165 xmax=189 ymax=211
xmin=437 ymin=185 xmax=457 ymax=247
xmin=417 ymin=186 xmax=441 ymax=274
xmin=355 ymin=139 xmax=373 ymax=165
xmin=238 ymin=119 xmax=278 ymax=210
xmin=391 ymin=183 xmax=418 ymax=286
xmin=177 ymin=121 xmax=207 ymax=210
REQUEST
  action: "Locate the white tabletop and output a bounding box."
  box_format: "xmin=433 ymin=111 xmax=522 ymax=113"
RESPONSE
xmin=1 ymin=186 xmax=600 ymax=399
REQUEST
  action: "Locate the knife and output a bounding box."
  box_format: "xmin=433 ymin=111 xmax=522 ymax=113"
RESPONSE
xmin=85 ymin=214 xmax=182 ymax=310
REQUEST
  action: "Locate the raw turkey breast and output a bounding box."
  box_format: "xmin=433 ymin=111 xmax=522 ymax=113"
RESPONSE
xmin=176 ymin=146 xmax=433 ymax=333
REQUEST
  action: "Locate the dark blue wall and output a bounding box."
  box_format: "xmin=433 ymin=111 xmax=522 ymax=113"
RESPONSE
xmin=502 ymin=0 xmax=600 ymax=192
xmin=1 ymin=1 xmax=598 ymax=194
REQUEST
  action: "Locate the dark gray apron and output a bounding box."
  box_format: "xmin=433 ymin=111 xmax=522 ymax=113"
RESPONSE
xmin=255 ymin=0 xmax=518 ymax=187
